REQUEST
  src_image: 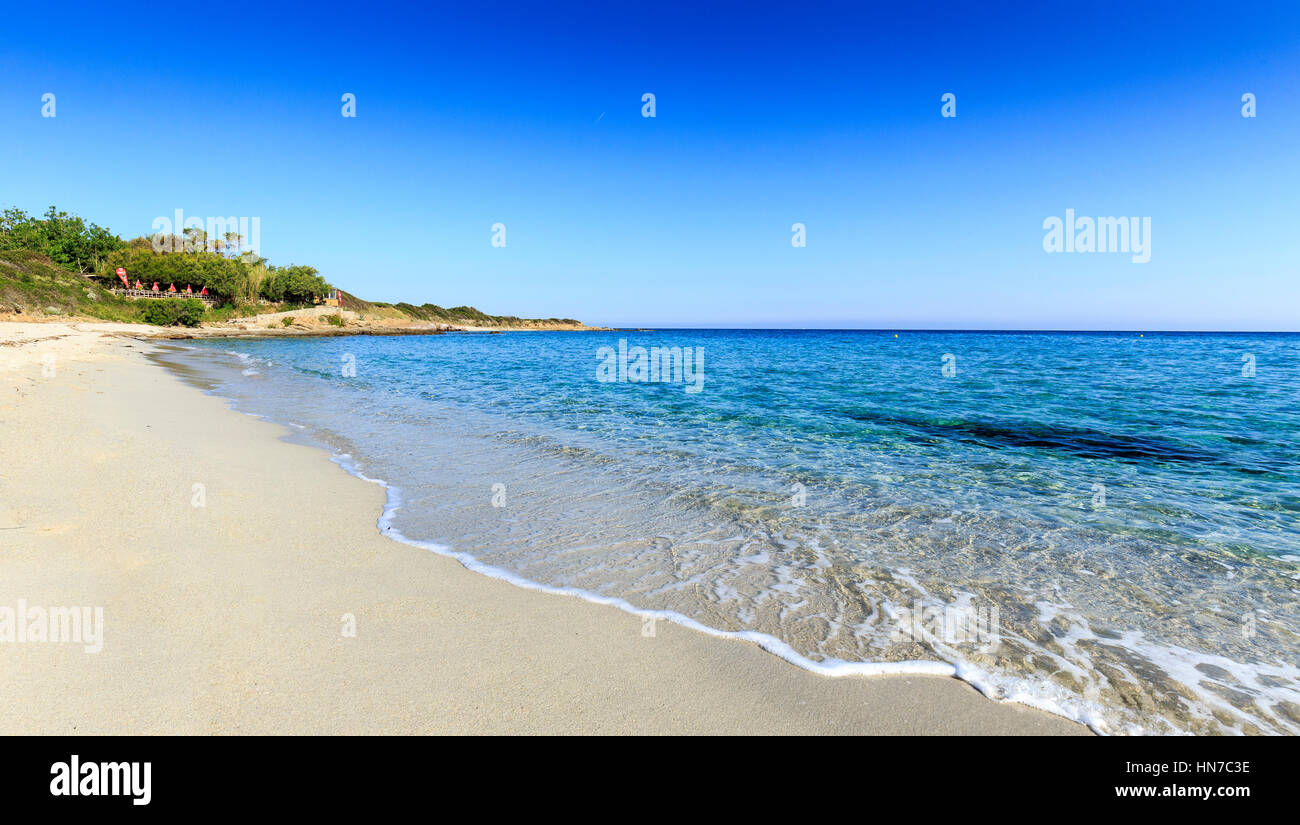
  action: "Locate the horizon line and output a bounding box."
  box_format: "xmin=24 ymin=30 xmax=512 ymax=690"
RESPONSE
xmin=587 ymin=326 xmax=1300 ymax=334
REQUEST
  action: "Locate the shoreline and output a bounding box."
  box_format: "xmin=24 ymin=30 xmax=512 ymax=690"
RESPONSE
xmin=0 ymin=321 xmax=1089 ymax=735
xmin=0 ymin=310 xmax=607 ymax=340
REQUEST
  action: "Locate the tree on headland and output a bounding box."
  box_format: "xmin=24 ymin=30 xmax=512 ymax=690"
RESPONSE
xmin=222 ymin=231 xmax=242 ymax=259
xmin=101 ymin=244 xmax=330 ymax=308
xmin=0 ymin=205 xmax=579 ymax=328
xmin=259 ymin=264 xmax=330 ymax=304
xmin=0 ymin=205 xmax=338 ymax=308
xmin=0 ymin=207 xmax=124 ymax=273
xmin=182 ymin=226 xmax=206 ymax=254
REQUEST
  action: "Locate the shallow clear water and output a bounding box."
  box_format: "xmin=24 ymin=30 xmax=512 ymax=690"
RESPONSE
xmin=169 ymin=330 xmax=1300 ymax=734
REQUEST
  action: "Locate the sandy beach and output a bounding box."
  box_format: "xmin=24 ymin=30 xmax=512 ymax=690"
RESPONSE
xmin=0 ymin=321 xmax=1087 ymax=735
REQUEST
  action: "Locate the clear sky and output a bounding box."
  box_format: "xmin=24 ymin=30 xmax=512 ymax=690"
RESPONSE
xmin=1 ymin=1 xmax=1297 ymax=329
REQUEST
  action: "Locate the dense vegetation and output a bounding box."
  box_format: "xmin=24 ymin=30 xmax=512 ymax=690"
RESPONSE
xmin=0 ymin=206 xmax=585 ymax=328
xmin=0 ymin=207 xmax=124 ymax=274
xmin=0 ymin=250 xmax=145 ymax=322
xmin=138 ymin=297 xmax=205 ymax=327
xmin=367 ymin=300 xmax=581 ymax=328
xmin=104 ymin=240 xmax=330 ymax=307
xmin=0 ymin=207 xmax=332 ymax=315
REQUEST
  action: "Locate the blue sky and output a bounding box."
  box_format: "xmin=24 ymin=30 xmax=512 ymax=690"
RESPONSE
xmin=1 ymin=0 xmax=1297 ymax=329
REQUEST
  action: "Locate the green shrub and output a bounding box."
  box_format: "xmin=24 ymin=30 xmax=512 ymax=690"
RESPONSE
xmin=140 ymin=298 xmax=205 ymax=327
xmin=260 ymin=265 xmax=330 ymax=304
xmin=0 ymin=207 xmax=124 ymax=273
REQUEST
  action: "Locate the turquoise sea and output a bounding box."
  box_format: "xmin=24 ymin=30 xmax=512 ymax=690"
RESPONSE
xmin=169 ymin=330 xmax=1300 ymax=735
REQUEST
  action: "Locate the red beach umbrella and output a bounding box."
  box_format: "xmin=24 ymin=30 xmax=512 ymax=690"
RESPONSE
xmin=199 ymin=287 xmax=209 ymax=295
xmin=152 ymin=282 xmax=159 ymax=291
xmin=168 ymin=283 xmax=177 ymax=293
xmin=134 ymin=280 xmax=142 ymax=289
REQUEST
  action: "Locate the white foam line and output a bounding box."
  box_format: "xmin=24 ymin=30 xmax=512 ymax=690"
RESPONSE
xmin=328 ymin=454 xmax=967 ymax=681
xmin=335 ymin=455 xmax=1119 ymax=733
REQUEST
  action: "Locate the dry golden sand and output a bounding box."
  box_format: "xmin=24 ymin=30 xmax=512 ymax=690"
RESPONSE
xmin=0 ymin=322 xmax=1089 ymax=735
